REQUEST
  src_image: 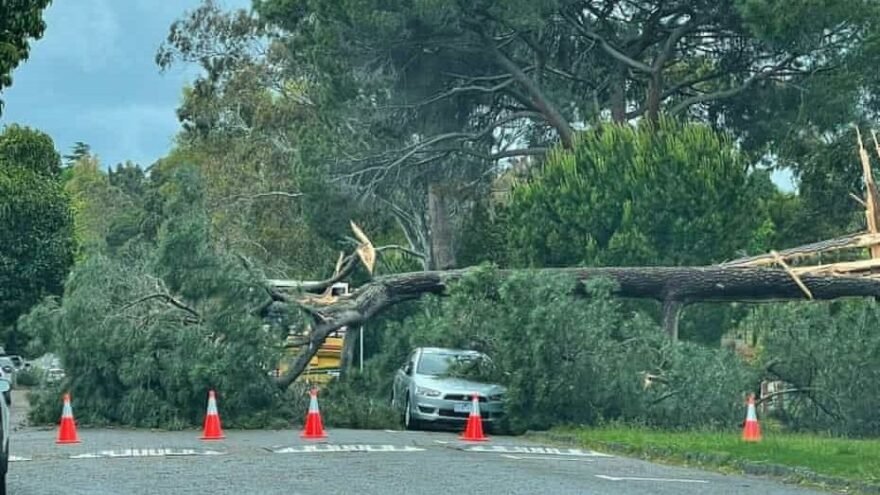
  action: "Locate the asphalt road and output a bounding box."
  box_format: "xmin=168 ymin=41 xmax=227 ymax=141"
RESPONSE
xmin=7 ymin=393 xmax=826 ymax=495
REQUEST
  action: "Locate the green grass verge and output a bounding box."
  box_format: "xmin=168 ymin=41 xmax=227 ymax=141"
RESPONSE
xmin=534 ymin=426 xmax=880 ymax=492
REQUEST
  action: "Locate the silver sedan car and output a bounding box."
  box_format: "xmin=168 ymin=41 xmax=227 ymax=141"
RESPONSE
xmin=391 ymin=347 xmax=506 ymax=430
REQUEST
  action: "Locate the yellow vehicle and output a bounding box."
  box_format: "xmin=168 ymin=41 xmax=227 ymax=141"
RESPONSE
xmin=273 ymin=283 xmax=351 ymax=386
xmin=278 ymin=329 xmax=347 ymax=386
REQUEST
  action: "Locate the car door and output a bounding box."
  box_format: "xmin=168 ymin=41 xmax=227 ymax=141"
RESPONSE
xmin=393 ymin=351 xmax=417 ymax=410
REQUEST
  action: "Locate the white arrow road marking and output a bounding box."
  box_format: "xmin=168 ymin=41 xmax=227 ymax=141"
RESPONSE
xmin=501 ymin=454 xmax=593 ymax=462
xmin=595 ymin=474 xmax=708 ymax=483
xmin=271 ymin=444 xmax=425 ymax=454
xmin=69 ymin=448 xmax=225 ymax=459
xmin=466 ymin=445 xmax=612 ymax=457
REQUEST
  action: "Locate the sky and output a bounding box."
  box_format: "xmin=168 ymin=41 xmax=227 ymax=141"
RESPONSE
xmin=0 ymin=0 xmax=796 ymax=190
xmin=0 ymin=0 xmax=250 ymax=168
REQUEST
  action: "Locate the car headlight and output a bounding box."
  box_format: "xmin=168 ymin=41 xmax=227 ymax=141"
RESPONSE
xmin=415 ymin=386 xmax=441 ymax=397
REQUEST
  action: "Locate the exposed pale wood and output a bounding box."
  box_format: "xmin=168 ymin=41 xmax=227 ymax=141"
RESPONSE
xmin=792 ymin=258 xmax=880 ymax=276
xmin=851 ymin=192 xmax=868 ymax=208
xmin=351 ymin=221 xmax=376 ymax=274
xmin=857 ymin=128 xmax=880 ymax=258
xmin=771 ymin=250 xmax=813 ymax=299
xmin=721 ymin=233 xmax=880 ymax=267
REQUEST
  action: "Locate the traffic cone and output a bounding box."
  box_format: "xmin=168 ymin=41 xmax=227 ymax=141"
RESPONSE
xmin=459 ymin=392 xmax=488 ymax=442
xmin=301 ymin=388 xmax=327 ymax=439
xmin=56 ymin=393 xmax=80 ymax=444
xmin=742 ymin=393 xmax=762 ymax=442
xmin=201 ymin=390 xmax=225 ymax=440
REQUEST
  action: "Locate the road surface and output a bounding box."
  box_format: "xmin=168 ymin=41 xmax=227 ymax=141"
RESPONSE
xmin=8 ymin=420 xmax=826 ymax=493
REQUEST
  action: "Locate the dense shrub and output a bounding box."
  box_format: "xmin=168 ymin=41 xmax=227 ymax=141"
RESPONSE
xmin=745 ymin=301 xmax=880 ymax=436
xmin=18 ymin=171 xmax=295 ymax=428
xmin=334 ymin=267 xmax=756 ymax=432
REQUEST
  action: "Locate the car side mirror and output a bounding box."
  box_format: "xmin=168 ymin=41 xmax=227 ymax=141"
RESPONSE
xmin=0 ymin=379 xmax=10 ymax=393
xmin=403 ymin=363 xmax=413 ymax=376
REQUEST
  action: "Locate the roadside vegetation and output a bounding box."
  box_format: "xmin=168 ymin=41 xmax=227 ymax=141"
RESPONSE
xmin=2 ymin=3 xmax=880 ymax=488
xmin=542 ymin=426 xmax=880 ymax=490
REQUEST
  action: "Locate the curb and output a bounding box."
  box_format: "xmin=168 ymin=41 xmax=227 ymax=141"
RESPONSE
xmin=534 ymin=431 xmax=880 ymax=494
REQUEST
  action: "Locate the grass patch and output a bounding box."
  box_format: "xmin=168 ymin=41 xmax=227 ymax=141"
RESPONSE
xmin=537 ymin=426 xmax=880 ymax=491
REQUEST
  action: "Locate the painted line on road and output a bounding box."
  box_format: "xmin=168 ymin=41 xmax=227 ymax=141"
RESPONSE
xmin=270 ymin=444 xmax=425 ymax=454
xmin=69 ymin=448 xmax=226 ymax=459
xmin=10 ymin=455 xmax=32 ymax=462
xmin=595 ymin=474 xmax=708 ymax=484
xmin=501 ymin=454 xmax=593 ymax=462
xmin=464 ymin=445 xmax=612 ymax=457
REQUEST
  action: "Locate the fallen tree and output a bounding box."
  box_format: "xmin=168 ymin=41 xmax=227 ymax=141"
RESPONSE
xmin=270 ymin=262 xmax=880 ymax=388
xmin=271 ymin=130 xmax=880 ymax=389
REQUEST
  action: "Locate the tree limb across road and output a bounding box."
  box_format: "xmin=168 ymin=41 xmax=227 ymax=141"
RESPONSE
xmin=271 ymin=263 xmax=880 ymax=388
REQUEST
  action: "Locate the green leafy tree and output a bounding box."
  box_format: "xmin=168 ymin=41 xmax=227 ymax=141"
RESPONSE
xmin=0 ymin=124 xmax=62 ymax=176
xmin=0 ymin=0 xmax=53 ymax=111
xmin=0 ymin=125 xmax=74 ymax=351
xmin=64 ymin=155 xmax=133 ymax=256
xmin=506 ymin=119 xmax=766 ymax=268
xmin=21 ymin=166 xmax=298 ymax=428
xmin=744 ymin=301 xmax=880 ymax=436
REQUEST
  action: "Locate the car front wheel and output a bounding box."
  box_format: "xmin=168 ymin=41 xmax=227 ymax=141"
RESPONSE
xmin=404 ymin=398 xmax=420 ymax=431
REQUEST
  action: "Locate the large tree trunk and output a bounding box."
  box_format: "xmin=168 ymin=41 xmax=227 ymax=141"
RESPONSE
xmin=427 ymin=182 xmax=456 ymax=270
xmin=274 ymin=265 xmax=880 ymax=388
xmin=339 ymin=328 xmax=359 ymax=376
xmin=646 ymin=72 xmax=662 ymax=122
xmin=610 ymin=63 xmax=627 ymax=123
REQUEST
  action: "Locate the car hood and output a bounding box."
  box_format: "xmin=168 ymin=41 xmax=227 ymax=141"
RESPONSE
xmin=414 ymin=375 xmax=506 ymax=396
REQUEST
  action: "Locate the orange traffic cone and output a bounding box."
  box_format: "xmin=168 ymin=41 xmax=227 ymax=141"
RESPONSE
xmin=460 ymin=392 xmax=488 ymax=442
xmin=301 ymin=388 xmax=327 ymax=439
xmin=742 ymin=393 xmax=762 ymax=442
xmin=201 ymin=390 xmax=225 ymax=440
xmin=56 ymin=393 xmax=80 ymax=444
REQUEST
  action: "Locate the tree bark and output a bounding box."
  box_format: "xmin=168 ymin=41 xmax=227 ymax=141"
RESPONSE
xmin=274 ymin=265 xmax=880 ymax=388
xmin=662 ymin=299 xmax=682 ymax=340
xmin=339 ymin=328 xmax=358 ymax=376
xmin=645 ymin=72 xmax=662 ymax=123
xmin=610 ymin=63 xmax=627 ymax=123
xmin=427 ymin=182 xmax=456 ymax=270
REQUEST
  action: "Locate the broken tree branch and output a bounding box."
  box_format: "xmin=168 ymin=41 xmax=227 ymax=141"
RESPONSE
xmin=721 ymin=232 xmax=880 ymax=267
xmin=118 ymin=293 xmax=202 ymax=322
xmin=273 ymin=264 xmax=880 ymax=388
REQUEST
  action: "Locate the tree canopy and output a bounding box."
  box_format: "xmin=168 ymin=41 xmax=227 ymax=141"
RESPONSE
xmin=0 ymin=125 xmax=74 ymax=351
xmin=6 ymin=0 xmax=880 ymax=438
xmin=506 ymin=119 xmax=767 ymax=268
xmin=0 ymin=0 xmax=53 ymax=111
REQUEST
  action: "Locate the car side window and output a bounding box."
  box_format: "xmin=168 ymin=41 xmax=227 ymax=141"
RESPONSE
xmin=403 ymin=352 xmax=416 ymax=375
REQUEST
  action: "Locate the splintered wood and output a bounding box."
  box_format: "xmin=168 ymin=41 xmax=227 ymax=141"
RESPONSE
xmin=724 ymin=129 xmax=880 ymax=285
xmin=770 ymin=250 xmax=813 ymax=299
xmin=857 ymin=128 xmax=880 ymax=259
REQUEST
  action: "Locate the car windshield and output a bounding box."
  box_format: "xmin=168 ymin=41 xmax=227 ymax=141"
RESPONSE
xmin=417 ymin=352 xmax=478 ymax=376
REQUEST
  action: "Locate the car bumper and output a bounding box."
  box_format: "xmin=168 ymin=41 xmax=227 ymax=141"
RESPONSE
xmin=411 ymin=396 xmax=504 ymax=423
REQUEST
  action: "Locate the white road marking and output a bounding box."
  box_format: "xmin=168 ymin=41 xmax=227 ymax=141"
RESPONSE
xmin=271 ymin=444 xmax=425 ymax=454
xmin=595 ymin=474 xmax=708 ymax=483
xmin=433 ymin=440 xmax=450 ymax=445
xmin=69 ymin=448 xmax=225 ymax=459
xmin=501 ymin=454 xmax=593 ymax=462
xmin=466 ymin=445 xmax=612 ymax=457
xmin=9 ymin=455 xmax=31 ymax=462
